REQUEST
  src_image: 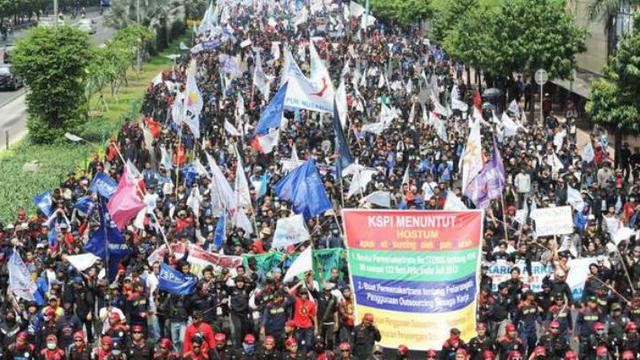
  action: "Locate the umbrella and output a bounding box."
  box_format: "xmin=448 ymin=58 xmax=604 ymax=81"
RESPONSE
xmin=482 ymin=88 xmax=503 ymax=98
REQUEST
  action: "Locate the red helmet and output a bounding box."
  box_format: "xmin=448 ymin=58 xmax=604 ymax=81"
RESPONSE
xmin=73 ymin=331 xmax=84 ymax=340
xmin=102 ymin=336 xmax=114 ymax=346
xmin=426 ymin=349 xmax=438 ymax=358
xmin=285 ymin=338 xmax=297 ymax=348
xmin=626 ymin=321 xmax=638 ymax=332
xmin=456 ymin=349 xmax=468 ymax=356
xmin=482 ymin=350 xmax=495 ymax=360
xmin=109 ymin=312 xmax=120 ymax=321
xmin=564 ymin=350 xmax=577 ymax=360
xmin=505 ymin=323 xmax=516 ymax=332
xmin=339 ymin=342 xmax=352 ymax=351
xmin=159 ymin=338 xmax=172 ymax=349
xmin=285 ymin=320 xmax=296 ymax=328
xmin=533 ymin=346 xmax=546 ymax=356
xmin=549 ymin=320 xmax=560 ymax=328
xmin=16 ymin=331 xmax=28 ymax=341
xmin=363 ymin=313 xmax=374 ymax=322
xmin=264 ymin=336 xmax=276 ymax=345
xmin=244 ymin=334 xmax=256 ymax=345
xmin=622 ymin=351 xmax=636 ymax=360
xmin=398 ymin=345 xmax=409 ymax=355
xmin=131 ymin=324 xmax=144 ymax=333
xmin=45 ymin=308 xmax=56 ymax=318
xmin=596 ymin=346 xmax=608 ymax=356
xmin=592 ymin=322 xmax=605 ymax=331
xmin=507 ymin=351 xmax=522 ymax=360
xmin=214 ymin=333 xmax=226 ymax=343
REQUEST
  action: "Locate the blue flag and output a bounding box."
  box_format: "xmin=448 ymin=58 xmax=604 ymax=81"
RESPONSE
xmin=84 ymin=203 xmax=131 ymax=280
xmin=48 ymin=226 xmax=57 ymax=247
xmin=158 ymin=263 xmax=197 ymax=295
xmin=213 ymin=212 xmax=226 ymax=248
xmin=274 ymin=160 xmax=332 ymax=220
xmin=73 ymin=196 xmax=95 ymax=215
xmin=257 ymin=173 xmax=270 ymax=199
xmin=254 ymin=83 xmax=288 ymax=136
xmin=33 ymin=190 xmax=53 ymax=217
xmin=89 ymin=172 xmax=117 ymax=199
xmin=333 ymin=100 xmax=353 ymax=179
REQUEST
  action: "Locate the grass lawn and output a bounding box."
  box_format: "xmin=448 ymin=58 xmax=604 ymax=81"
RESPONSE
xmin=0 ymin=31 xmax=191 ymax=223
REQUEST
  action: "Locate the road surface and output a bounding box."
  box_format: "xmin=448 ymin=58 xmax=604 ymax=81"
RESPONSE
xmin=0 ymin=10 xmax=116 ymax=150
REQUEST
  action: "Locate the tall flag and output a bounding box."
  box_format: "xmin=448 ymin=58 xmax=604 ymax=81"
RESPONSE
xmin=460 ymin=115 xmax=483 ymax=194
xmin=107 ymin=167 xmax=146 ymax=230
xmin=84 ymin=203 xmax=131 ymax=281
xmin=205 ymin=153 xmax=237 ymax=212
xmin=8 ymin=252 xmax=37 ymax=301
xmin=183 ymin=61 xmax=203 ymax=138
xmin=89 ymin=172 xmax=117 ymax=199
xmin=235 ymin=147 xmax=252 ymax=208
xmin=253 ymin=52 xmax=272 ymax=99
xmin=33 ymin=190 xmax=53 ymax=217
xmin=281 ymin=50 xmax=333 ymax=113
xmin=213 ymin=212 xmax=226 ymax=249
xmin=309 ymin=40 xmax=336 ymax=105
xmin=333 ymin=100 xmax=353 ymax=179
xmin=582 ymin=141 xmax=595 ymax=163
xmin=274 ymin=160 xmax=332 ymax=220
xmin=282 ymin=145 xmax=304 ymax=173
xmin=335 ymin=79 xmax=348 ymax=128
xmin=159 ymin=263 xmax=198 ymax=295
xmin=464 ymin=137 xmax=506 ymax=209
xmin=251 ymin=172 xmax=270 ymax=199
xmin=252 ymin=83 xmax=288 ymax=154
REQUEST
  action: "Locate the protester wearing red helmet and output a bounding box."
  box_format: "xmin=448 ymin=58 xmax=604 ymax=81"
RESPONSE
xmin=210 ymin=332 xmax=232 ymax=360
xmin=67 ymin=331 xmax=91 ymax=360
xmin=257 ymin=335 xmax=280 ymax=360
xmin=622 ymin=321 xmax=640 ymax=356
xmin=233 ymin=333 xmax=257 ymax=358
xmin=496 ymin=323 xmax=523 ymax=360
xmin=35 ymin=306 xmax=59 ymax=352
xmin=396 ymin=344 xmax=409 ymax=359
xmin=182 ymin=335 xmax=208 ymax=360
xmin=564 ymin=350 xmax=577 ymax=360
xmin=529 ymin=346 xmax=546 ymax=360
xmin=6 ymin=331 xmax=36 ymax=359
xmin=183 ymin=310 xmax=216 ymax=356
xmin=441 ymin=328 xmax=466 ymax=359
xmin=585 ymin=322 xmax=609 ymax=359
xmin=154 ymin=338 xmax=179 ymax=360
xmin=94 ymin=336 xmax=114 ymax=360
xmin=481 ymin=350 xmax=495 ymax=360
xmin=127 ymin=323 xmax=154 ymax=359
xmin=426 ymin=349 xmax=438 ymax=360
xmin=537 ymin=320 xmax=569 ymax=359
xmin=105 ymin=311 xmax=129 ymax=346
xmin=352 ymin=313 xmax=381 ymax=360
xmin=455 ymin=348 xmax=470 ymax=360
xmin=283 ymin=319 xmax=298 ymax=348
xmin=621 ymin=350 xmax=636 ymax=360
xmin=40 ymin=334 xmax=65 ymax=360
xmin=468 ymin=322 xmax=494 ymax=359
xmin=283 ymin=337 xmax=304 ymax=360
xmin=505 ymin=350 xmax=523 ymax=360
xmin=335 ymin=341 xmax=354 ymax=360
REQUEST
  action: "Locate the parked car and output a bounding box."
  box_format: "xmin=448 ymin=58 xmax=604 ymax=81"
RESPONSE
xmin=0 ymin=64 xmax=24 ymax=90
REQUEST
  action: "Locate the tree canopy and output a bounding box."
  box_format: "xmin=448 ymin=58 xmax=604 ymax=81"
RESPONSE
xmin=369 ymin=0 xmax=432 ymax=25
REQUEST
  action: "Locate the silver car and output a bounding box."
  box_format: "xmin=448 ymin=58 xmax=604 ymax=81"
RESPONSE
xmin=76 ymin=19 xmax=97 ymax=34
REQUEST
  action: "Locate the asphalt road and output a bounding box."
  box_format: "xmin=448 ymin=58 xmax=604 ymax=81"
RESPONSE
xmin=0 ymin=10 xmax=116 ymax=150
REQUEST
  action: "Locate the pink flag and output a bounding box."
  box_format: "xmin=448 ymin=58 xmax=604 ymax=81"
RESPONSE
xmin=107 ymin=168 xmax=145 ymax=230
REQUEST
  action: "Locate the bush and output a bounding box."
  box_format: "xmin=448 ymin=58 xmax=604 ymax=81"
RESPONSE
xmin=11 ymin=26 xmax=93 ymax=144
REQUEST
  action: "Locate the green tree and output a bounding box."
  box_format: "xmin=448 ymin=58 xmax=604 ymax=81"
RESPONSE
xmin=587 ymin=17 xmax=640 ymax=166
xmin=369 ymin=0 xmax=432 ymax=26
xmin=11 ymin=26 xmax=92 ymax=143
xmin=432 ymin=0 xmax=477 ymax=42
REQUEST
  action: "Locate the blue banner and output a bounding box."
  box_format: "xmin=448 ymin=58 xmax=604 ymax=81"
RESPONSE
xmin=159 ymin=263 xmax=197 ymax=295
xmin=89 ymin=172 xmax=117 ymax=199
xmin=33 ymin=190 xmax=53 ymax=217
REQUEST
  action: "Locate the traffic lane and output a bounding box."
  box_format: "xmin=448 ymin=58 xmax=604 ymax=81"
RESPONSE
xmin=0 ymin=87 xmax=25 ymax=108
xmin=0 ymin=93 xmax=27 ymax=149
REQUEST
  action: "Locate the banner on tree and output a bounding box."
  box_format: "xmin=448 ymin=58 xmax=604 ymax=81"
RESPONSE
xmin=342 ymin=210 xmax=482 ymax=350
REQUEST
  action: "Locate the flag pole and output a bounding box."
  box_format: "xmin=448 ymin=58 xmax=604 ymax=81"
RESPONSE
xmin=500 ymin=195 xmax=509 ymax=244
xmin=101 ymin=197 xmax=111 ymax=282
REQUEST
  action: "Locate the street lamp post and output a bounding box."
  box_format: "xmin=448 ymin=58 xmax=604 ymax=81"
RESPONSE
xmin=54 ymin=0 xmax=59 ymax=28
xmin=136 ymin=0 xmax=141 ymax=71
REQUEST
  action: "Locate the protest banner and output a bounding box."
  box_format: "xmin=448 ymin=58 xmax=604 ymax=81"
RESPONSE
xmin=148 ymin=243 xmax=243 ymax=277
xmin=529 ymin=206 xmax=574 ymax=236
xmin=486 ymin=257 xmax=594 ymax=300
xmin=342 ymin=209 xmax=482 ymax=350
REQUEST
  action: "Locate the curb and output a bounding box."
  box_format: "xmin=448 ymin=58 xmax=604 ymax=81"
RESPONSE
xmin=0 ymin=88 xmax=26 ymax=108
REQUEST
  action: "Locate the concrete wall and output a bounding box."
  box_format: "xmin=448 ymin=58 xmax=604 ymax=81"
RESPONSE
xmin=570 ymin=0 xmax=609 ymax=75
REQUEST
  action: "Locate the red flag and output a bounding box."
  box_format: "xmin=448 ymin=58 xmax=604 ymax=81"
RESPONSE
xmin=107 ymin=167 xmax=145 ymax=230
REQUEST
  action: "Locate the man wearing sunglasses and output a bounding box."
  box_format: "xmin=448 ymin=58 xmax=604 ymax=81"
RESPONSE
xmin=127 ymin=324 xmax=153 ymax=359
xmin=584 ymin=322 xmax=609 ymax=360
xmin=537 ymin=320 xmax=569 ymax=360
xmin=468 ymin=323 xmax=494 ymax=360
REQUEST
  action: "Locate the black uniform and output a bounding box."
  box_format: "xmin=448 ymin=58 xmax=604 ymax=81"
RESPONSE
xmin=352 ymin=325 xmax=381 ymax=360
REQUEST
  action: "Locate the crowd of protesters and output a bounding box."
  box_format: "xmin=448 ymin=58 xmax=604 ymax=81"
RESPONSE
xmin=3 ymin=0 xmax=640 ymax=359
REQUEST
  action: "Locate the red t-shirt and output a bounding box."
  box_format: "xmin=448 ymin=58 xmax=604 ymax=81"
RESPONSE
xmin=293 ymin=296 xmax=316 ymax=329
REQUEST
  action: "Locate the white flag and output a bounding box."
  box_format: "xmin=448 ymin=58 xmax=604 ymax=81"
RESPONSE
xmin=232 ymin=208 xmax=254 ymax=236
xmin=253 ymin=52 xmax=271 ymax=99
xmin=582 ymin=142 xmax=595 ymax=163
xmin=444 ymin=192 xmax=468 ymax=211
xmin=336 ymin=79 xmax=348 ymax=128
xmin=273 ymin=214 xmax=310 ymax=249
xmin=65 ymin=253 xmax=100 ymax=272
xmin=186 ymin=186 xmax=203 ymax=217
xmin=206 ymin=153 xmax=237 ymax=212
xmin=309 ymin=41 xmax=336 ymax=106
xmin=281 ymin=50 xmax=333 ymax=113
xmin=347 ymin=168 xmax=378 ymax=198
xmin=402 ymin=166 xmax=410 ymax=186
xmin=408 ymin=102 xmax=416 ymax=123
xmin=282 ymin=145 xmax=304 ymax=172
xmin=183 ymin=61 xmax=203 ymax=138
xmin=360 ymin=191 xmax=391 ymax=208
xmin=283 ymin=246 xmax=313 ymax=283
xmin=567 ymin=186 xmax=585 ymax=212
xmin=236 ymin=93 xmax=246 ymax=119
xmin=225 ymin=120 xmax=241 ymax=137
xmin=501 ymin=112 xmax=520 ymax=137
xmin=8 ymin=252 xmax=37 ymax=301
xmin=460 ymin=119 xmax=483 ymax=193
xmin=234 ymin=149 xmax=252 ymax=208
